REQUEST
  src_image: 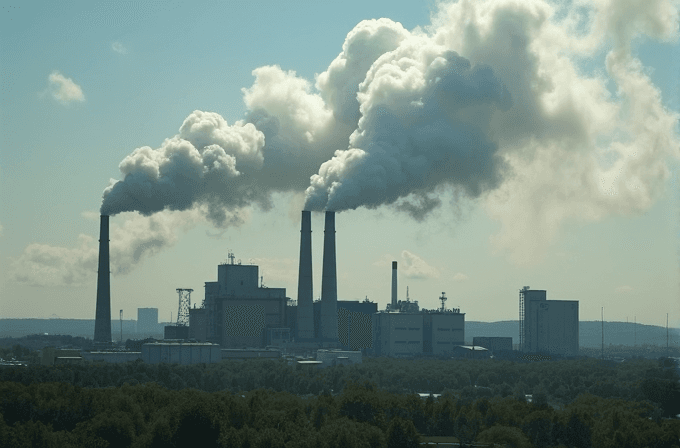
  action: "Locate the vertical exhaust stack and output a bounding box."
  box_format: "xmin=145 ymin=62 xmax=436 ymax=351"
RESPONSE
xmin=296 ymin=211 xmax=314 ymax=340
xmin=391 ymin=261 xmax=398 ymax=310
xmin=320 ymin=211 xmax=338 ymax=341
xmin=94 ymin=215 xmax=112 ymax=344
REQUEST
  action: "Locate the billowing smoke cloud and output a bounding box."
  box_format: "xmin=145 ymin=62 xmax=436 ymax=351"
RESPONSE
xmin=100 ymin=19 xmax=413 ymax=225
xmin=100 ymin=111 xmax=265 ymax=227
xmin=401 ymin=250 xmax=440 ymax=279
xmin=303 ymin=0 xmax=679 ymax=262
xmin=305 ymin=43 xmax=511 ymax=215
xmin=96 ymin=0 xmax=678 ymax=267
xmin=9 ymin=210 xmax=205 ymax=287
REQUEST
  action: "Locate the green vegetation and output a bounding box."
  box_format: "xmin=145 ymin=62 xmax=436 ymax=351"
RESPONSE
xmin=0 ymin=355 xmax=679 ymax=447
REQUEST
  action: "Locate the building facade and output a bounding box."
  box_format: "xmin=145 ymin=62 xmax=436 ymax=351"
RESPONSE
xmin=137 ymin=308 xmax=159 ymax=336
xmin=423 ymin=312 xmax=465 ymax=355
xmin=284 ymin=299 xmax=376 ymax=351
xmin=520 ymin=287 xmax=578 ymax=356
xmin=372 ymin=312 xmax=424 ymax=357
xmin=199 ymin=261 xmax=288 ymax=348
xmin=142 ymin=342 xmax=221 ymax=364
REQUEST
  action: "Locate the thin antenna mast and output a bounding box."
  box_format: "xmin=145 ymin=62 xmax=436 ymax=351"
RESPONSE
xmin=601 ymin=307 xmax=604 ymax=360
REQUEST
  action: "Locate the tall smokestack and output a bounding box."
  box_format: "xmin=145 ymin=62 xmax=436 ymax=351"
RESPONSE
xmin=296 ymin=211 xmax=314 ymax=340
xmin=94 ymin=215 xmax=112 ymax=344
xmin=391 ymin=261 xmax=398 ymax=310
xmin=320 ymin=211 xmax=338 ymax=341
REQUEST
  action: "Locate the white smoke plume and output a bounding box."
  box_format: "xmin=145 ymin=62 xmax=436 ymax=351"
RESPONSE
xmin=100 ymin=19 xmax=410 ymax=223
xmin=302 ymin=0 xmax=680 ymax=262
xmin=9 ymin=210 xmax=204 ymax=287
xmin=95 ymin=0 xmax=679 ymax=266
xmin=100 ymin=111 xmax=265 ymax=227
xmin=400 ymin=250 xmax=440 ymax=279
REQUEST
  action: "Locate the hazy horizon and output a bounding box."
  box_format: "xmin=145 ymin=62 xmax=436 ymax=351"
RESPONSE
xmin=1 ymin=0 xmax=678 ymax=328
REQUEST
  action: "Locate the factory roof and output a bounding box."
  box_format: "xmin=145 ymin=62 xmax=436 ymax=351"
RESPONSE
xmin=455 ymin=346 xmax=489 ymax=351
xmin=142 ymin=342 xmax=218 ymax=347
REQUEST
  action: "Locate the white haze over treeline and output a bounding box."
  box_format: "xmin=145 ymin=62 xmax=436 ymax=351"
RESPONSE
xmin=10 ymin=0 xmax=680 ymax=285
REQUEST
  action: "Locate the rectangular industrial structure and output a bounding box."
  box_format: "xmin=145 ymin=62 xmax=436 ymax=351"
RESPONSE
xmin=202 ymin=262 xmax=288 ymax=348
xmin=142 ymin=342 xmax=221 ymax=364
xmin=372 ymin=312 xmax=424 ymax=357
xmin=371 ymin=309 xmax=465 ymax=357
xmin=137 ymin=308 xmax=159 ymax=336
xmin=423 ymin=312 xmax=465 ymax=355
xmin=519 ymin=287 xmax=578 ymax=356
xmin=316 ymin=349 xmax=362 ymax=368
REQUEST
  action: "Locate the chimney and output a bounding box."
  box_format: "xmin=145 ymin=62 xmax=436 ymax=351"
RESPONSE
xmin=391 ymin=261 xmax=398 ymax=310
xmin=296 ymin=211 xmax=314 ymax=340
xmin=320 ymin=211 xmax=338 ymax=341
xmin=94 ymin=215 xmax=112 ymax=344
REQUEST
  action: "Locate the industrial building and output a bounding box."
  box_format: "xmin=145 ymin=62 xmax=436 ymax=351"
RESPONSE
xmin=370 ymin=263 xmax=465 ymax=358
xmin=316 ymin=349 xmax=362 ymax=368
xmin=137 ymin=308 xmax=159 ymax=336
xmin=81 ymin=351 xmax=142 ymax=363
xmin=472 ymin=337 xmax=513 ymax=353
xmin=200 ymin=258 xmax=288 ymax=347
xmin=188 ymin=210 xmax=346 ymax=351
xmin=519 ymin=287 xmax=579 ymax=356
xmin=372 ymin=312 xmax=424 ymax=357
xmin=284 ymin=299 xmax=377 ymax=351
xmin=41 ymin=348 xmax=82 ymax=366
xmin=371 ymin=307 xmax=465 ymax=357
xmin=141 ymin=342 xmax=221 ymax=364
xmin=93 ymin=210 xmax=467 ymax=359
xmin=451 ymin=345 xmax=491 ymax=359
xmin=221 ymin=348 xmax=281 ymax=360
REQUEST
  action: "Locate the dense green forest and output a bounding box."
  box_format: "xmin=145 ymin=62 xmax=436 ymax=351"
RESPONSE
xmin=1 ymin=354 xmax=680 ymax=447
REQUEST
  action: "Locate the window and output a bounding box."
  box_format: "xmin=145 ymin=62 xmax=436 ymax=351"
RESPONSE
xmin=395 ymin=327 xmax=407 ymax=330
xmin=407 ymin=341 xmax=420 ymax=344
xmin=409 ymin=328 xmax=419 ymax=331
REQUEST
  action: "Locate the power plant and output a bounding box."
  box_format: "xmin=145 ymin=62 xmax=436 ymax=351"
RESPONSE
xmin=92 ymin=211 xmax=580 ymax=360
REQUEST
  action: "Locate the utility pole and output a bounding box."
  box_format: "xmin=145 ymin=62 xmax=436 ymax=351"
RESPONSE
xmin=601 ymin=307 xmax=604 ymax=360
xmin=120 ymin=310 xmax=123 ymax=344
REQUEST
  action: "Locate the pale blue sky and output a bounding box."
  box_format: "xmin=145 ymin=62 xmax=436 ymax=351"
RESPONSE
xmin=1 ymin=0 xmax=678 ymax=329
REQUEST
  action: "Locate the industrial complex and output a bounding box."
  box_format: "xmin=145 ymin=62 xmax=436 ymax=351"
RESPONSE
xmin=89 ymin=211 xmax=581 ymax=364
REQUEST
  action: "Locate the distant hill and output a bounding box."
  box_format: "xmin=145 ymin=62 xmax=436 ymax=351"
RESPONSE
xmin=0 ymin=319 xmax=164 ymax=339
xmin=465 ymin=320 xmax=680 ymax=348
xmin=1 ymin=318 xmax=678 ymax=349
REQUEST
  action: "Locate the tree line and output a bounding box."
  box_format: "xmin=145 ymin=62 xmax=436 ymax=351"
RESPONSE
xmin=1 ymin=377 xmax=679 ymax=447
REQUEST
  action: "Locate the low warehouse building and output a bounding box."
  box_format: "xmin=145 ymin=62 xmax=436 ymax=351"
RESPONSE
xmin=142 ymin=342 xmax=221 ymax=364
xmin=81 ymin=351 xmax=142 ymax=363
xmin=221 ymin=349 xmax=281 ymax=360
xmin=316 ymin=349 xmax=362 ymax=368
xmin=451 ymin=345 xmax=491 ymax=359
